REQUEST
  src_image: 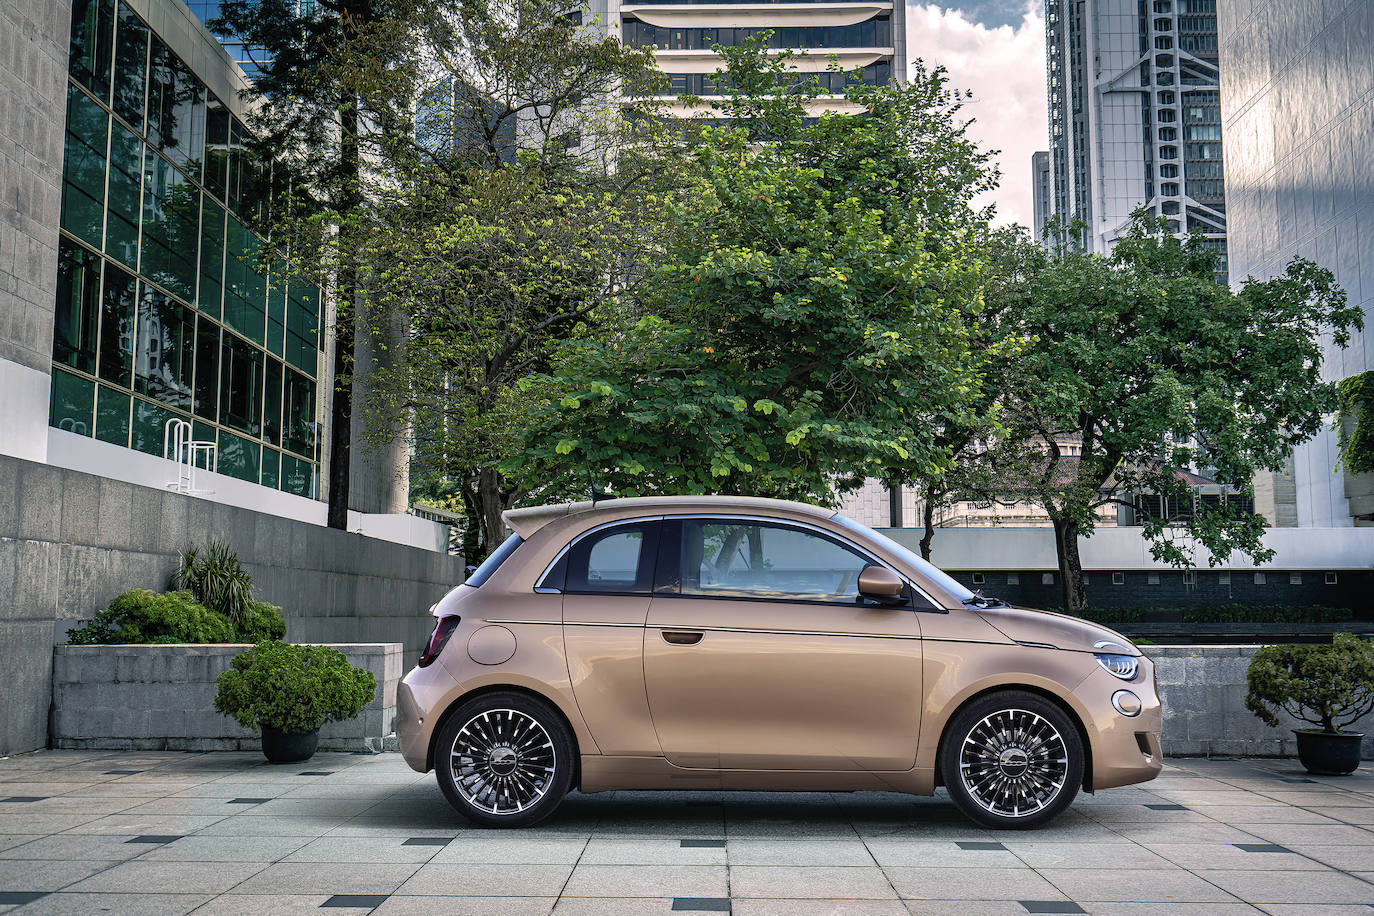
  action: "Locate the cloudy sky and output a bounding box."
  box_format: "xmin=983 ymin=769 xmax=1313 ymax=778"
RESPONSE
xmin=906 ymin=2 xmax=1047 ymax=228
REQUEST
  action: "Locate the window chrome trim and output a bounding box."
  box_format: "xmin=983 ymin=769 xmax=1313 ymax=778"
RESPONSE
xmin=531 ymin=511 xmax=945 ymax=609
xmin=532 ymin=515 xmax=666 ymax=593
xmin=484 ymin=618 xmax=1012 ymax=647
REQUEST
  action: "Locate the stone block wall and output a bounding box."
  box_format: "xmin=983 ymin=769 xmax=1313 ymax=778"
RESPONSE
xmin=0 ymin=453 xmax=465 ymax=756
xmin=51 ymin=643 xmax=402 ymax=751
xmin=1145 ymin=645 xmax=1374 ymax=758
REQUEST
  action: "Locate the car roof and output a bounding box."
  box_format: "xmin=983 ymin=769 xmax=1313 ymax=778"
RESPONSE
xmin=502 ymin=495 xmax=839 ymax=539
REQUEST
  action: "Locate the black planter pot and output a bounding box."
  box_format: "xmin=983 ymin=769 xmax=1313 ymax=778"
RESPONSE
xmin=260 ymin=726 xmax=320 ymax=764
xmin=1294 ymin=729 xmax=1363 ymax=776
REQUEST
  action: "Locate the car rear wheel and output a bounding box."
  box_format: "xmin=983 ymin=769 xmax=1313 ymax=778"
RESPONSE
xmin=434 ymin=692 xmax=574 ymax=828
xmin=940 ymin=690 xmax=1083 ymax=829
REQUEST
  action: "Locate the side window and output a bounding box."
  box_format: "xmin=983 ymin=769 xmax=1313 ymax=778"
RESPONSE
xmin=680 ymin=519 xmax=878 ymax=603
xmin=563 ymin=522 xmax=659 ymax=595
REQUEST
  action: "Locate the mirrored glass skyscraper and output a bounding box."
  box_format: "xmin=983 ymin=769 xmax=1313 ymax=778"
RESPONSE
xmin=1046 ymin=0 xmax=1227 ymax=280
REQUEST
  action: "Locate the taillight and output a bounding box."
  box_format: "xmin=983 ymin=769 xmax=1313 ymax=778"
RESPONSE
xmin=419 ymin=615 xmax=461 ymax=667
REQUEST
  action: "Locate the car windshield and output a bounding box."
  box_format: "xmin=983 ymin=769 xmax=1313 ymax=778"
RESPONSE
xmin=831 ymin=515 xmax=978 ymax=603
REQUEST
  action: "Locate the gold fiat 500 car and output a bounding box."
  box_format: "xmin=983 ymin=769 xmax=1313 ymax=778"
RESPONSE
xmin=397 ymin=496 xmax=1161 ymax=829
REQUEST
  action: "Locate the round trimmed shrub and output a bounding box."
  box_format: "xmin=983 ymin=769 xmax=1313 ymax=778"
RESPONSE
xmin=67 ymin=589 xmax=235 ymax=644
xmin=214 ymin=641 xmax=378 ymax=734
xmin=236 ymin=601 xmax=288 ymax=643
xmin=1245 ymin=633 xmax=1374 ymax=734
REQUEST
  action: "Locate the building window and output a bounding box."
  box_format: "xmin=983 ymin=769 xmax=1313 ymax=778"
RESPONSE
xmin=1289 ymin=572 xmax=1302 ymax=585
xmin=1112 ymin=572 xmax=1125 ymax=585
xmin=1325 ymin=572 xmax=1338 ymax=585
xmin=1007 ymin=572 xmax=1020 ymax=585
xmin=1254 ymin=572 xmax=1266 ymax=585
xmin=971 ymin=572 xmax=985 ymax=585
xmin=1182 ymin=570 xmax=1196 ymax=585
xmin=1147 ymin=573 xmax=1160 ymax=585
xmin=1219 ymin=571 xmax=1230 ymax=585
xmin=1042 ymin=572 xmax=1054 ymax=585
xmin=49 ymin=0 xmax=324 ymax=498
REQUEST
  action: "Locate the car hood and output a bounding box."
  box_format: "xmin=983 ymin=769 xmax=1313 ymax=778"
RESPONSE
xmin=975 ymin=605 xmax=1140 ymax=656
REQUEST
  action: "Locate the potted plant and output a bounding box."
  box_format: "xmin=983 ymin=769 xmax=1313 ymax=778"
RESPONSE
xmin=1245 ymin=633 xmax=1374 ymax=775
xmin=215 ymin=641 xmax=378 ymax=763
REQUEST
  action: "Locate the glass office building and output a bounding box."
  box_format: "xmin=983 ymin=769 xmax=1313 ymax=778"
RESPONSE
xmin=54 ymin=0 xmax=324 ymax=498
xmin=1045 ymin=0 xmax=1227 ymax=280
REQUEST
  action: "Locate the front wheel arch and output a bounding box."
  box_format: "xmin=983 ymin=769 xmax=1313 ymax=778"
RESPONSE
xmin=933 ymin=684 xmax=1094 ymax=794
xmin=426 ymin=683 xmax=583 ymax=791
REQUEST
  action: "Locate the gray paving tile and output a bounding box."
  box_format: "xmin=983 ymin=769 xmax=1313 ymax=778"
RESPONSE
xmin=62 ymin=814 xmax=227 ymax=835
xmin=0 ymin=834 xmax=148 ymax=861
xmin=428 ymin=836 xmax=588 ymax=864
xmin=5 ymin=892 xmax=212 ymax=915
xmin=550 ymin=900 xmax=674 ymax=916
xmin=1289 ymin=844 xmax=1374 ymax=870
xmin=579 ymin=837 xmax=727 ymax=866
xmin=865 ymin=839 xmax=1023 ymax=868
xmin=63 ymin=861 xmax=267 ymax=895
xmin=1147 ymin=842 xmax=1322 ymax=870
xmin=1193 ymin=868 xmax=1374 ymax=904
xmin=139 ymin=835 xmax=313 ymax=862
xmin=0 ymin=859 xmax=118 ymax=892
xmin=375 ymin=897 xmax=555 ymax=915
xmin=901 ymin=903 xmax=1029 ymax=915
xmin=671 ymin=900 xmax=731 ymax=912
xmin=184 ymin=894 xmax=337 ymax=915
xmin=1237 ymin=823 xmax=1374 ymax=846
xmin=1000 ymin=841 xmax=1172 ymax=870
xmin=560 ymin=864 xmax=726 ymax=898
xmin=727 ymin=838 xmax=876 ymax=866
xmin=883 ymin=866 xmax=1063 ymax=901
xmin=731 ymin=901 xmax=911 ymax=915
xmin=731 ymin=865 xmax=898 ymax=899
xmin=397 ymin=862 xmax=573 ymax=896
xmin=282 ymin=837 xmax=448 ymax=864
xmin=230 ymin=862 xmax=421 ymax=895
xmin=1037 ymin=868 xmax=1242 ymax=903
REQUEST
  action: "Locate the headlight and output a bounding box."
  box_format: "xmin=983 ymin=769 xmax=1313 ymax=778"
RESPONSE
xmin=1094 ymin=652 xmax=1139 ymax=680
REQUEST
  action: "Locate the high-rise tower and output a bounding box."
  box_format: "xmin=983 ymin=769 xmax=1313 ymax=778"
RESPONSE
xmin=1045 ymin=0 xmax=1227 ymax=279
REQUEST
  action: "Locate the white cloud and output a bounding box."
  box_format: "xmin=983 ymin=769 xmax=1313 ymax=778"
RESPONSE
xmin=906 ymin=2 xmax=1047 ymax=229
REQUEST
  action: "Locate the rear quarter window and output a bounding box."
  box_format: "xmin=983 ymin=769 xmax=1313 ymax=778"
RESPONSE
xmin=465 ymin=533 xmax=524 ymax=588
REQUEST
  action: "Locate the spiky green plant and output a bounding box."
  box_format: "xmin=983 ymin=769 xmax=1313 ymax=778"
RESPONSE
xmin=171 ymin=541 xmax=253 ymax=627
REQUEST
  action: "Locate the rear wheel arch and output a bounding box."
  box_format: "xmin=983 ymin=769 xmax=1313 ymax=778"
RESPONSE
xmin=426 ymin=683 xmax=584 ymax=790
xmin=933 ymin=684 xmax=1094 ymax=793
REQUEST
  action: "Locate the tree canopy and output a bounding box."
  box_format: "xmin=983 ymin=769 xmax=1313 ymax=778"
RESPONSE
xmin=505 ymin=41 xmax=1004 ymax=508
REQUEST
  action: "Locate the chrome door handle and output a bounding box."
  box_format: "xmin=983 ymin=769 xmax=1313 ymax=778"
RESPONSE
xmin=661 ymin=630 xmax=703 ymax=646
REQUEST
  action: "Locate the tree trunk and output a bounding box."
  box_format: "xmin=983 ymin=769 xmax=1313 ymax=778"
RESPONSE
xmin=459 ymin=481 xmax=481 ymax=567
xmin=326 ymin=93 xmax=362 ymax=530
xmin=919 ymin=483 xmax=938 ymax=561
xmin=476 ymin=466 xmax=506 ymax=561
xmin=1051 ymin=515 xmax=1086 ymax=611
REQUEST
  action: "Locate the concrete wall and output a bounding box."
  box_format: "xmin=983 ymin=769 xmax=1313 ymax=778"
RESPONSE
xmin=51 ymin=643 xmax=401 ymax=751
xmin=0 ymin=452 xmax=465 ymax=756
xmin=0 ymin=0 xmax=69 ymax=464
xmin=1146 ymin=645 xmax=1374 ymax=759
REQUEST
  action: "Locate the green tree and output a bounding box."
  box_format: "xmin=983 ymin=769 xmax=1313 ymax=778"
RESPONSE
xmin=505 ymin=43 xmax=1001 ymax=507
xmin=994 ymin=214 xmax=1361 ymax=610
xmin=209 ymin=0 xmax=430 ymax=528
xmin=356 ymin=1 xmax=673 ymax=561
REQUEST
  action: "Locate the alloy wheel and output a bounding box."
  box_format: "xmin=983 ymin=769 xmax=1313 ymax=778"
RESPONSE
xmin=958 ymin=708 xmax=1069 ymax=818
xmin=450 ymin=708 xmax=557 ymax=815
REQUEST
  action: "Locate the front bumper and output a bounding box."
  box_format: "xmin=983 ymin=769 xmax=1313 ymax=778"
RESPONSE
xmin=1083 ymin=656 xmax=1163 ymax=790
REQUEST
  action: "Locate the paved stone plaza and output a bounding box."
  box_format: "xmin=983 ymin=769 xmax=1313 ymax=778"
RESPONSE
xmin=1 ymin=751 xmax=1373 ymax=914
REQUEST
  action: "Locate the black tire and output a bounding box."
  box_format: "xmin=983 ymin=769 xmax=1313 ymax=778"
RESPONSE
xmin=434 ymin=691 xmax=574 ymax=828
xmin=940 ymin=690 xmax=1083 ymax=830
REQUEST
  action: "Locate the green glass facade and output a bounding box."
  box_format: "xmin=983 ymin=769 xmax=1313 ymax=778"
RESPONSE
xmin=53 ymin=0 xmax=323 ymax=499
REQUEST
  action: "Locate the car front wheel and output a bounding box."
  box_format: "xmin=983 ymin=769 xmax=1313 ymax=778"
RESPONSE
xmin=940 ymin=690 xmax=1083 ymax=829
xmin=434 ymin=692 xmax=574 ymax=828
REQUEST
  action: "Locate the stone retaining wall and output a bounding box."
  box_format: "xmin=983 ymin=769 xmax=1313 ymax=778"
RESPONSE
xmin=50 ymin=643 xmax=402 ymax=752
xmin=1145 ymin=645 xmax=1374 ymax=758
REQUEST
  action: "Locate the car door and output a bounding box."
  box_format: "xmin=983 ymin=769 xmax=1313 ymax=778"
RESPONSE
xmin=643 ymin=516 xmax=924 ymax=771
xmin=546 ymin=519 xmax=664 ymax=757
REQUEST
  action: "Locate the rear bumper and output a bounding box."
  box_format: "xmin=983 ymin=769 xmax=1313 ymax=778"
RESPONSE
xmin=396 ymin=680 xmax=430 ymax=772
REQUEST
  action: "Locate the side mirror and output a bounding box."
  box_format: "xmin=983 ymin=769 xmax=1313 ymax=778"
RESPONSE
xmin=857 ymin=565 xmax=905 ymax=601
